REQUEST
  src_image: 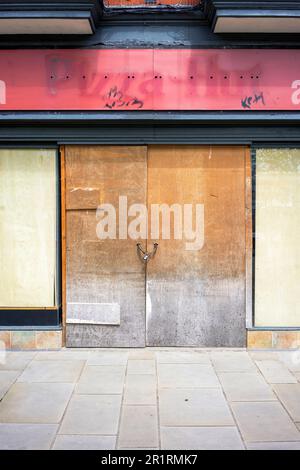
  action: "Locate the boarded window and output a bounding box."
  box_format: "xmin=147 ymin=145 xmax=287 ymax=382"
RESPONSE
xmin=254 ymin=148 xmax=300 ymax=327
xmin=0 ymin=149 xmax=57 ymax=307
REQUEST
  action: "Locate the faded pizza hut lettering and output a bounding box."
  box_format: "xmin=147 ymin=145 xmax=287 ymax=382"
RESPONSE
xmin=0 ymin=80 xmax=6 ymax=104
xmin=291 ymin=80 xmax=300 ymax=105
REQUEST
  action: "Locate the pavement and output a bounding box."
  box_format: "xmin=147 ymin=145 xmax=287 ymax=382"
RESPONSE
xmin=0 ymin=348 xmax=300 ymax=450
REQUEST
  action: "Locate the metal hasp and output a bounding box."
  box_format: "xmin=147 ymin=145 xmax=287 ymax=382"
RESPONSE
xmin=137 ymin=242 xmax=158 ymax=263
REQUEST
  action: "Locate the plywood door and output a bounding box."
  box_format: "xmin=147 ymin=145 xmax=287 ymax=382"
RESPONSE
xmin=65 ymin=145 xmax=147 ymax=347
xmin=146 ymin=145 xmax=246 ymax=347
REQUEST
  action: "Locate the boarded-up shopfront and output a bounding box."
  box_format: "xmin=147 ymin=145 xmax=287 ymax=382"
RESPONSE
xmin=0 ymin=2 xmax=300 ymax=349
xmin=64 ymin=145 xmax=247 ymax=347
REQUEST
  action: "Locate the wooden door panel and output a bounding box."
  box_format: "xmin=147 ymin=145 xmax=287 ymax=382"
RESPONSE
xmin=66 ymin=145 xmax=147 ymax=210
xmin=65 ymin=145 xmax=147 ymax=347
xmin=146 ymin=145 xmax=246 ymax=347
xmin=65 ymin=144 xmax=247 ymax=347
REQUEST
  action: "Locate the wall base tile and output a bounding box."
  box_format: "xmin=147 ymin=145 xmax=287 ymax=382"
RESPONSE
xmin=11 ymin=331 xmax=36 ymax=350
xmin=2 ymin=329 xmax=300 ymax=351
xmin=36 ymin=331 xmax=62 ymax=350
xmin=0 ymin=331 xmax=11 ymax=349
xmin=247 ymin=331 xmax=272 ymax=349
xmin=0 ymin=330 xmax=62 ymax=351
xmin=272 ymin=331 xmax=300 ymax=350
xmin=248 ymin=331 xmax=300 ymax=350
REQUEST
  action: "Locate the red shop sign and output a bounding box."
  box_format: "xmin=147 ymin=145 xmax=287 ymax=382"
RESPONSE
xmin=0 ymin=49 xmax=300 ymax=111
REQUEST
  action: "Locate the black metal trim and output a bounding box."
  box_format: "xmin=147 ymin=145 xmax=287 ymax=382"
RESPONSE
xmin=2 ymin=22 xmax=300 ymax=47
xmin=0 ymin=1 xmax=103 ymax=33
xmin=0 ymin=309 xmax=61 ymax=327
xmin=55 ymin=148 xmax=62 ymax=318
xmin=2 ymin=111 xmax=300 ymax=123
xmin=1 ymin=116 xmax=300 ymax=144
xmin=218 ymin=10 xmax=300 ymax=18
xmin=0 ymin=12 xmax=91 ymax=19
xmin=248 ymin=327 xmax=300 ymax=331
xmin=0 ymin=143 xmax=58 ymax=148
xmin=204 ymin=1 xmax=300 ymax=32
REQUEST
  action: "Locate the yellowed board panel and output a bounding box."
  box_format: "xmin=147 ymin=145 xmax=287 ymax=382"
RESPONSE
xmin=255 ymin=148 xmax=300 ymax=327
xmin=0 ymin=149 xmax=57 ymax=307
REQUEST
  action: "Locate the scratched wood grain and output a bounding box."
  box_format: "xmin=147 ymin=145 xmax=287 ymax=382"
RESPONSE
xmin=146 ymin=145 xmax=246 ymax=347
xmin=65 ymin=145 xmax=147 ymax=347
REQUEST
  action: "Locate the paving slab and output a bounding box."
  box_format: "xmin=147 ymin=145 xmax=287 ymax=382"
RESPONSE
xmin=127 ymin=360 xmax=156 ymax=375
xmin=118 ymin=447 xmax=159 ymax=450
xmin=76 ymin=365 xmax=125 ymax=394
xmin=0 ymin=370 xmax=20 ymax=400
xmin=0 ymin=423 xmax=58 ymax=450
xmin=159 ymin=388 xmax=234 ymax=426
xmin=249 ymin=351 xmax=279 ymax=361
xmin=246 ymin=441 xmax=300 ymax=450
xmin=129 ymin=350 xmax=155 ymax=360
xmin=118 ymin=405 xmax=159 ymax=449
xmin=255 ymin=360 xmax=297 ymax=384
xmin=218 ymin=372 xmax=275 ymax=401
xmin=52 ymin=435 xmax=116 ymax=450
xmin=59 ymin=394 xmax=121 ymax=435
xmin=158 ymin=363 xmax=220 ymax=388
xmin=35 ymin=350 xmax=91 ymax=361
xmin=278 ymin=351 xmax=300 ymax=372
xmin=1 ymin=348 xmax=300 ymax=450
xmin=0 ymin=382 xmax=74 ymax=423
xmin=161 ymin=426 xmax=244 ymax=450
xmin=87 ymin=351 xmax=128 ymax=366
xmin=156 ymin=351 xmax=210 ymax=364
xmin=231 ymin=401 xmax=300 ymax=442
xmin=124 ymin=374 xmax=157 ymax=405
xmin=273 ymin=384 xmax=300 ymax=422
xmin=210 ymin=351 xmax=256 ymax=372
xmin=0 ymin=352 xmax=36 ymax=371
xmin=17 ymin=360 xmax=84 ymax=383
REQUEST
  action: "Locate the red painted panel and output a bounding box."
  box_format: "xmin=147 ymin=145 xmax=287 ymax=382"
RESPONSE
xmin=0 ymin=49 xmax=299 ymax=110
xmin=104 ymin=0 xmax=200 ymax=6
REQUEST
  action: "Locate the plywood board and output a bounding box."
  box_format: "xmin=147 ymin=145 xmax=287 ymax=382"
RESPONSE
xmin=65 ymin=145 xmax=147 ymax=347
xmin=146 ymin=145 xmax=246 ymax=347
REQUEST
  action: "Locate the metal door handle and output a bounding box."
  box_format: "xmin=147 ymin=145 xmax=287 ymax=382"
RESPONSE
xmin=137 ymin=242 xmax=158 ymax=263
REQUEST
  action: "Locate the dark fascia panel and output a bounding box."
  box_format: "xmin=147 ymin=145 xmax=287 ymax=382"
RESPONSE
xmin=0 ymin=1 xmax=103 ymax=34
xmin=1 ymin=112 xmax=300 ymax=146
xmin=204 ymin=1 xmax=300 ymax=32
